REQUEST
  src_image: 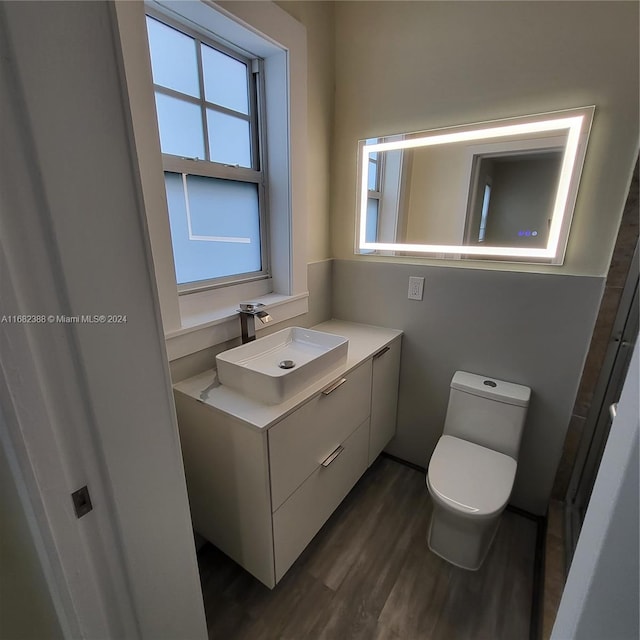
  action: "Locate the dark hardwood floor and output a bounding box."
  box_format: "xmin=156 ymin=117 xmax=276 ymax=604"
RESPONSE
xmin=197 ymin=457 xmax=538 ymax=640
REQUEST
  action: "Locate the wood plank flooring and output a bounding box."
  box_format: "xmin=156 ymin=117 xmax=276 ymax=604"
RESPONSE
xmin=197 ymin=457 xmax=538 ymax=640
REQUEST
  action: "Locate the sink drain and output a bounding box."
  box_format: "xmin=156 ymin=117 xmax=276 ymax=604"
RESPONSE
xmin=279 ymin=359 xmax=296 ymax=370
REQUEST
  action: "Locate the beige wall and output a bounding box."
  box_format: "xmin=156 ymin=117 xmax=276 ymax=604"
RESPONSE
xmin=332 ymin=0 xmax=639 ymax=276
xmin=277 ymin=1 xmax=335 ymax=262
xmin=405 ymin=144 xmax=470 ymax=243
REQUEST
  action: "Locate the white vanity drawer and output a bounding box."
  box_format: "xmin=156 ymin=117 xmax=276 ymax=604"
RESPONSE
xmin=272 ymin=417 xmax=369 ymax=582
xmin=268 ymin=360 xmax=372 ymax=511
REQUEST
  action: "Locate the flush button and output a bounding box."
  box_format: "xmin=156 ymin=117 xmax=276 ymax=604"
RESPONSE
xmin=483 ymin=380 xmax=497 ymax=388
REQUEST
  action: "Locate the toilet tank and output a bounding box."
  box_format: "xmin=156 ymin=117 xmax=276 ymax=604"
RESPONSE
xmin=443 ymin=371 xmax=531 ymax=459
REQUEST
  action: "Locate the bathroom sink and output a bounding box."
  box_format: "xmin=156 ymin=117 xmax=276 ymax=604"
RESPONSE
xmin=216 ymin=327 xmax=349 ymax=405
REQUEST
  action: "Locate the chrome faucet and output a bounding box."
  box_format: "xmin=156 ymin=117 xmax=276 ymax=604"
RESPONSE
xmin=238 ymin=302 xmax=273 ymax=343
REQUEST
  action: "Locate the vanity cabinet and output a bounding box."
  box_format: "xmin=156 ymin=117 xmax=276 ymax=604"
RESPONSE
xmin=268 ymin=359 xmax=372 ymax=512
xmin=369 ymin=339 xmax=402 ymax=465
xmin=173 ymin=321 xmax=402 ymax=588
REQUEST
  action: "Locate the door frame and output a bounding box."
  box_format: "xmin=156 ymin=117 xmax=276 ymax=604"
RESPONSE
xmin=565 ymin=239 xmax=639 ymax=565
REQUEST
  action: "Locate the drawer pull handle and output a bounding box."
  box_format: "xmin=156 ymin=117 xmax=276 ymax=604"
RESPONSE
xmin=321 ymin=445 xmax=344 ymax=467
xmin=322 ymin=377 xmax=347 ymax=395
xmin=373 ymin=346 xmax=390 ymax=359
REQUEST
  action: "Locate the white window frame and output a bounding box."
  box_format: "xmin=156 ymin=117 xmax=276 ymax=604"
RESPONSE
xmin=367 ymin=151 xmax=383 ymax=237
xmin=114 ymin=0 xmax=308 ymax=359
xmin=147 ymin=9 xmax=270 ymax=292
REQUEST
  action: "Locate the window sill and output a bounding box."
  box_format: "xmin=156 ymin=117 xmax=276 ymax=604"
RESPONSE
xmin=165 ymin=291 xmax=309 ymax=361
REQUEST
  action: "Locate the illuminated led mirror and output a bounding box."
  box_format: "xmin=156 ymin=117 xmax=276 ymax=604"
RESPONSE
xmin=356 ymin=106 xmax=594 ymax=263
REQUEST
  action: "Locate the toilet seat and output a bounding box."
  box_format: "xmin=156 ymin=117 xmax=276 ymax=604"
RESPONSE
xmin=427 ymin=435 xmax=517 ymax=518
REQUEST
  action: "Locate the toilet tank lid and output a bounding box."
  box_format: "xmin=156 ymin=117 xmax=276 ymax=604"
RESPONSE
xmin=451 ymin=371 xmax=531 ymax=407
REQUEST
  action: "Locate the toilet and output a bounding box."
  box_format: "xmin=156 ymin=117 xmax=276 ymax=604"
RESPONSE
xmin=426 ymin=371 xmax=530 ymax=570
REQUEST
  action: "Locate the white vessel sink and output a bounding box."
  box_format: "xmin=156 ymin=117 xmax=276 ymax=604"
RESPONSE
xmin=216 ymin=327 xmax=348 ymax=405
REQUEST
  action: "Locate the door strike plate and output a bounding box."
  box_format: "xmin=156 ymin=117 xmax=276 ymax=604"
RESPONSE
xmin=71 ymin=485 xmax=93 ymax=519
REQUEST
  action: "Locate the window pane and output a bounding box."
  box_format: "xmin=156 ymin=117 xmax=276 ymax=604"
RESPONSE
xmin=366 ymin=198 xmax=379 ymax=243
xmin=478 ymin=183 xmax=492 ymax=242
xmin=368 ymin=159 xmax=378 ymax=191
xmin=201 ymin=44 xmax=249 ymax=114
xmin=165 ymin=173 xmax=261 ymax=284
xmin=155 ymin=93 xmax=205 ymax=159
xmin=146 ymin=17 xmax=199 ymax=98
xmin=207 ymin=110 xmax=251 ymax=167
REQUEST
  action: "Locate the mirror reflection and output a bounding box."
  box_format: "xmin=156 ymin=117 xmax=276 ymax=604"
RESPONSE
xmin=464 ymin=151 xmax=563 ymax=248
xmin=357 ymin=107 xmax=594 ymax=263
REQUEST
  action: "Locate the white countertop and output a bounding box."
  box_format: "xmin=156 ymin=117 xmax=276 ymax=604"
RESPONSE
xmin=173 ymin=320 xmax=402 ymax=430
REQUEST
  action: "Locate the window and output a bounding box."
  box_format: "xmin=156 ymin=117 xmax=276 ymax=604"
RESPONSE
xmin=118 ymin=0 xmax=308 ymax=349
xmin=145 ymin=13 xmax=268 ymax=290
xmin=478 ymin=182 xmax=491 ymax=243
xmin=365 ymin=139 xmax=382 ymax=244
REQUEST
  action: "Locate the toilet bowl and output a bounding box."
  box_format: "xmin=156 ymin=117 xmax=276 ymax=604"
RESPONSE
xmin=426 ymin=371 xmax=530 ymax=570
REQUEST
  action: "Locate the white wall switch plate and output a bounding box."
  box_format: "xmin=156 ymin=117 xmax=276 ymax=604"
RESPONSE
xmin=408 ymin=276 xmax=424 ymax=300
